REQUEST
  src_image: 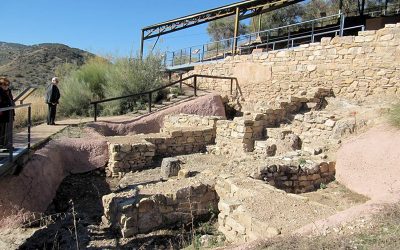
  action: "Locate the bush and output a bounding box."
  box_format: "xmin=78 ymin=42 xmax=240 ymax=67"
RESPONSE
xmin=59 ymin=54 xmax=164 ymax=117
xmin=388 ymin=102 xmax=400 ymax=128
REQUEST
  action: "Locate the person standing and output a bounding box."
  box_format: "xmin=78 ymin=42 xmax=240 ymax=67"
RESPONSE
xmin=45 ymin=77 xmax=61 ymax=125
xmin=0 ymin=77 xmax=15 ymax=149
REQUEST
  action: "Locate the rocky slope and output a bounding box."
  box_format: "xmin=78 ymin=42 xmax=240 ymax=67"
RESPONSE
xmin=0 ymin=42 xmax=93 ymax=88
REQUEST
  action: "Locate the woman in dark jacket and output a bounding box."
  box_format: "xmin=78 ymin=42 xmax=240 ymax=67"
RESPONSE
xmin=0 ymin=77 xmax=14 ymax=149
xmin=45 ymin=77 xmax=61 ymax=125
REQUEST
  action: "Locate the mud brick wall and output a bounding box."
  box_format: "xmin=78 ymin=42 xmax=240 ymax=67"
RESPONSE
xmin=187 ymin=24 xmax=400 ymax=105
xmin=259 ymin=160 xmax=336 ymax=193
xmin=102 ymin=184 xmax=218 ymax=237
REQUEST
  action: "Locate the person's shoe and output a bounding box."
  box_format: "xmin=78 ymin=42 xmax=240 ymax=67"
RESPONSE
xmin=50 ymin=123 xmax=57 ymax=125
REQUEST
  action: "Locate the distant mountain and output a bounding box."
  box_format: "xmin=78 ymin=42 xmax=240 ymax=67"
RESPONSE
xmin=0 ymin=42 xmax=94 ymax=88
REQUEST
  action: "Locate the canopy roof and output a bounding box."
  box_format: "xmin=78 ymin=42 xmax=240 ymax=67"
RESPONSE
xmin=142 ymin=0 xmax=305 ymax=40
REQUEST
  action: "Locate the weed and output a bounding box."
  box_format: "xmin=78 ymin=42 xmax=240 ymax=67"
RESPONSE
xmin=388 ymin=102 xmax=400 ymax=128
xmin=320 ymin=183 xmax=327 ymax=190
xmin=298 ymin=158 xmax=307 ymax=166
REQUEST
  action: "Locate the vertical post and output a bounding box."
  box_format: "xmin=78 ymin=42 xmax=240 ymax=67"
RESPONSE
xmin=311 ymin=21 xmax=315 ymax=43
xmin=340 ymin=13 xmax=345 ymax=37
xmin=140 ymin=29 xmax=145 ymax=60
xmin=189 ymin=47 xmax=192 ymax=64
xmin=230 ymin=79 xmax=233 ymax=95
xmin=180 ymin=49 xmax=183 ymax=65
xmin=202 ymin=44 xmax=205 ymax=62
xmin=94 ymin=103 xmax=98 ymax=122
xmin=287 ymin=29 xmax=291 ymax=49
xmin=216 ymin=42 xmax=219 ymax=58
xmin=179 ymin=74 xmax=183 ymax=93
xmin=172 ymin=52 xmax=175 ymax=66
xmin=148 ymin=92 xmax=152 ymax=113
xmin=28 ymin=105 xmax=31 ymax=149
xmin=164 ymin=52 xmax=167 ymax=67
xmin=232 ymin=7 xmax=240 ymax=55
xmin=8 ymin=110 xmax=13 ymax=161
xmin=168 ymin=71 xmax=172 ymax=82
xmin=193 ymin=75 xmax=197 ymax=96
xmin=258 ymin=13 xmax=262 ymax=35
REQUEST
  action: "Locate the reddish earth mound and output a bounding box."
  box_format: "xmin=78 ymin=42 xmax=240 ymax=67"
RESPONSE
xmin=0 ymin=137 xmax=108 ymax=222
xmin=87 ymin=93 xmax=226 ymax=136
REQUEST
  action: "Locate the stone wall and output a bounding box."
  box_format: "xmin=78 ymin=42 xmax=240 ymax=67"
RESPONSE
xmin=187 ymin=24 xmax=400 ymax=108
xmin=211 ymin=88 xmax=332 ymax=154
xmin=102 ymin=183 xmax=218 ymax=237
xmin=259 ymin=158 xmax=336 ymax=193
xmin=107 ymin=114 xmax=221 ymax=177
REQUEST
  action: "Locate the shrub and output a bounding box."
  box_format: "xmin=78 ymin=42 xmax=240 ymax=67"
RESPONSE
xmin=388 ymin=102 xmax=400 ymax=128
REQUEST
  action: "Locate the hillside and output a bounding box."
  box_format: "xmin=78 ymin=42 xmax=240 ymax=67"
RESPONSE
xmin=0 ymin=42 xmax=94 ymax=88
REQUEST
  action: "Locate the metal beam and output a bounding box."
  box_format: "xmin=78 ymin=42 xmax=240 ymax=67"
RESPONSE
xmin=233 ymin=7 xmax=240 ymax=55
xmin=142 ymin=0 xmax=305 ymax=40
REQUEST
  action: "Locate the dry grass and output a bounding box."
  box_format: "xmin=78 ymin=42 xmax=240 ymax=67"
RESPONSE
xmin=388 ymin=102 xmax=400 ymax=128
xmin=14 ymin=94 xmax=47 ymax=127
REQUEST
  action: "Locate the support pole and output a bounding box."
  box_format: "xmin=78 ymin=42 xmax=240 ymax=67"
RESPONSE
xmin=258 ymin=13 xmax=262 ymax=35
xmin=232 ymin=7 xmax=240 ymax=55
xmin=140 ymin=29 xmax=145 ymax=60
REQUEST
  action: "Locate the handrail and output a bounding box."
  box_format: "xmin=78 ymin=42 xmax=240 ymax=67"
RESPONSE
xmin=14 ymin=85 xmax=38 ymax=105
xmin=90 ymin=74 xmax=238 ymax=122
xmin=0 ymin=103 xmax=32 ymax=168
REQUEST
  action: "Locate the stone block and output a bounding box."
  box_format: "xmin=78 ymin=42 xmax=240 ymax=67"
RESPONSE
xmin=160 ymin=157 xmax=181 ymax=179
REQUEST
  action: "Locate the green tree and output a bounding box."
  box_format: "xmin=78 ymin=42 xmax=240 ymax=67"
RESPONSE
xmin=250 ymin=4 xmax=305 ymax=32
xmin=207 ymin=16 xmax=248 ymax=46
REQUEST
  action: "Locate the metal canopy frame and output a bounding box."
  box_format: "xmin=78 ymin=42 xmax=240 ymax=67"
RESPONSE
xmin=140 ymin=0 xmax=305 ymax=58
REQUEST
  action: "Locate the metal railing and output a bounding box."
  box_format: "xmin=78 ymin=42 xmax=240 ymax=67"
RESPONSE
xmin=90 ymin=74 xmax=239 ymax=121
xmin=164 ymin=14 xmax=343 ymax=67
xmin=0 ymin=104 xmax=32 ymax=165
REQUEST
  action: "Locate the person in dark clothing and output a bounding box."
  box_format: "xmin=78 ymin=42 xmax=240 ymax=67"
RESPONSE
xmin=45 ymin=77 xmax=61 ymax=125
xmin=0 ymin=77 xmax=15 ymax=149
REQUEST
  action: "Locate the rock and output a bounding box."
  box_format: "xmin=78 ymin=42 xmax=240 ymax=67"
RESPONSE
xmin=266 ymin=227 xmax=281 ymax=237
xmin=167 ymin=93 xmax=177 ymax=100
xmin=178 ymin=169 xmax=190 ymax=178
xmin=160 ymin=157 xmax=181 ymax=179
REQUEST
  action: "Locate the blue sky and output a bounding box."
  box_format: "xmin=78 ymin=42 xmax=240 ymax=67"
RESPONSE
xmin=0 ymin=0 xmax=238 ymax=57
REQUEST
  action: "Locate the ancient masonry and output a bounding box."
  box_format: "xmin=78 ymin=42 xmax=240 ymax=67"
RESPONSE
xmin=101 ymin=24 xmax=400 ymax=240
xmin=187 ymin=23 xmax=400 ymax=107
xmin=106 ymin=114 xmax=222 ymax=177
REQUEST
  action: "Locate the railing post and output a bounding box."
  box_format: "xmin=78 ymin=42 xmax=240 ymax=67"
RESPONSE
xmin=311 ymin=21 xmax=315 ymax=43
xmin=172 ymin=52 xmax=175 ymax=66
xmin=194 ymin=75 xmax=197 ymax=97
xmin=287 ymin=29 xmax=291 ymax=49
xmin=230 ymin=79 xmax=233 ymax=95
xmin=8 ymin=110 xmax=13 ymax=162
xmin=148 ymin=92 xmax=152 ymax=113
xmin=202 ymin=44 xmax=205 ymax=62
xmin=164 ymin=52 xmax=167 ymax=67
xmin=340 ymin=14 xmax=345 ymax=37
xmin=189 ymin=47 xmax=192 ymax=64
xmin=28 ymin=105 xmax=31 ymax=149
xmin=94 ymin=103 xmax=98 ymax=122
xmin=179 ymin=74 xmax=183 ymax=93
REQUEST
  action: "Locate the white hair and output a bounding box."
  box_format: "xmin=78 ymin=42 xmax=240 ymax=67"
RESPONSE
xmin=51 ymin=77 xmax=59 ymax=83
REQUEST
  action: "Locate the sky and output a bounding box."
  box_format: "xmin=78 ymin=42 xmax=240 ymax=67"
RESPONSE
xmin=0 ymin=0 xmax=238 ymax=57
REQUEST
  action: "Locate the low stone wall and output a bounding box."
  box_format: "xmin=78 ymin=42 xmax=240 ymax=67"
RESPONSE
xmin=162 ymin=114 xmax=222 ymax=131
xmin=107 ymin=114 xmax=220 ymax=177
xmin=259 ymin=158 xmax=336 ymax=193
xmin=108 ymin=140 xmax=155 ymax=176
xmin=187 ymin=24 xmax=400 ymax=106
xmin=102 ymin=183 xmax=218 ymax=237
